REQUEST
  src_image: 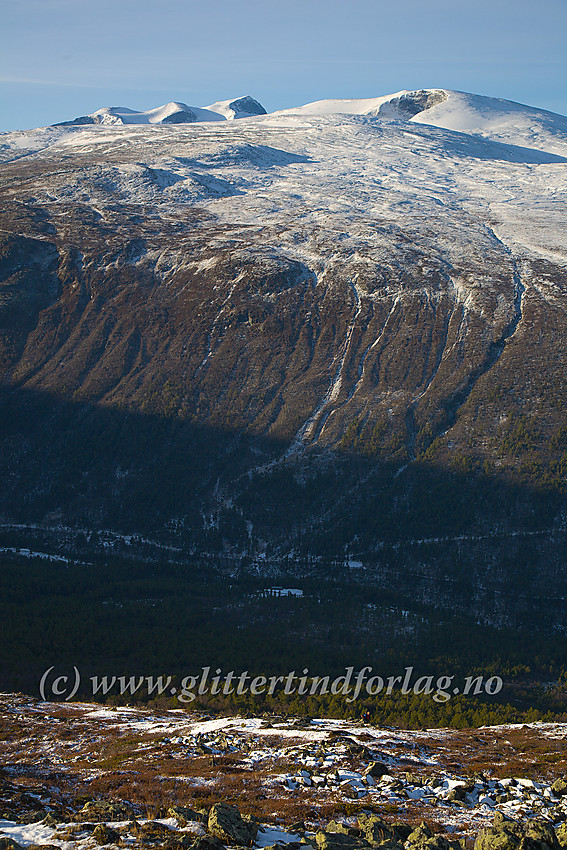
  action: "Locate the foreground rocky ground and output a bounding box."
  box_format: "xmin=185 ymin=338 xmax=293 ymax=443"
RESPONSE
xmin=3 ymin=696 xmax=567 ymax=850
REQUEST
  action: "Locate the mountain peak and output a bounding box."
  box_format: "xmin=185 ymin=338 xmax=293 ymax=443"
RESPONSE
xmin=204 ymin=95 xmax=267 ymax=119
xmin=369 ymin=88 xmax=448 ymax=118
xmin=54 ymin=96 xmax=267 ymax=127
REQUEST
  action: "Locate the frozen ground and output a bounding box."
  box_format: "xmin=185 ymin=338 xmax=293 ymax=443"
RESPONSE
xmin=2 ymin=694 xmax=567 ymax=847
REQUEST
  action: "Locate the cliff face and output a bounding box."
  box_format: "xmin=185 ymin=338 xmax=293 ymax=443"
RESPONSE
xmin=0 ymin=107 xmax=565 ymax=591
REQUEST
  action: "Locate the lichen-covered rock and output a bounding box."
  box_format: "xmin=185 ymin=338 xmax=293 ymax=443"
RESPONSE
xmin=405 ymin=829 xmax=463 ymax=850
xmin=420 ymin=839 xmax=463 ymax=850
xmin=406 ymin=825 xmax=433 ymax=847
xmin=92 ymin=824 xmax=120 ymax=846
xmin=555 ymin=826 xmax=567 ymax=849
xmin=290 ymin=823 xmax=306 ymax=836
xmin=263 ymin=844 xmax=304 ymax=850
xmin=136 ymin=821 xmax=176 ymax=845
xmin=446 ymin=786 xmax=467 ymax=802
xmin=241 ymin=814 xmax=259 ymax=841
xmin=521 ymin=821 xmax=560 ymax=850
xmin=207 ymin=803 xmax=256 ymax=847
xmin=77 ymin=801 xmax=135 ymax=822
xmin=327 ymin=822 xmax=359 ymax=836
xmin=16 ymin=811 xmax=45 ymax=824
xmin=53 ymin=825 xmax=96 ymax=840
xmin=358 ymin=814 xmax=396 ymax=845
xmin=474 ymin=816 xmax=523 ymax=850
xmin=316 ymin=832 xmax=371 ymax=850
xmin=167 ymin=806 xmax=207 ymax=827
xmin=392 ymin=826 xmax=414 ymax=843
xmin=552 ymin=780 xmax=567 ymax=797
xmin=475 ymin=817 xmax=558 ymax=850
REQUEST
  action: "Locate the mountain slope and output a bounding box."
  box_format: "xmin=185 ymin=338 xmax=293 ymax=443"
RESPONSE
xmin=0 ymin=89 xmax=565 ymax=620
xmin=275 ymin=88 xmax=567 ymax=153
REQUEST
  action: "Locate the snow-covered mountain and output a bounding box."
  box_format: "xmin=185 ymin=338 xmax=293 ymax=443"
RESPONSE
xmin=0 ymin=87 xmax=565 ymax=577
xmin=275 ymin=88 xmax=567 ymax=155
xmin=203 ymin=95 xmax=268 ymax=120
xmin=56 ymin=95 xmax=267 ymax=126
xmin=51 ymin=88 xmax=567 ymax=154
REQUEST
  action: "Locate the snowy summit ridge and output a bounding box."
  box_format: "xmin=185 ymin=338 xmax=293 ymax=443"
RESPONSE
xmin=56 ymin=95 xmax=267 ymax=126
xmin=50 ymin=88 xmax=567 ymax=155
xmin=274 ymin=88 xmax=567 ymax=154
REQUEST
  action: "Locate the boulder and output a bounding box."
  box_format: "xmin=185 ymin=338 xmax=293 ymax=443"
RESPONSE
xmin=420 ymin=840 xmax=461 ymax=850
xmin=405 ymin=828 xmax=462 ymax=850
xmin=358 ymin=814 xmax=396 ymax=845
xmin=316 ymin=832 xmax=370 ymax=850
xmin=327 ymin=823 xmax=358 ymax=836
xmin=16 ymin=811 xmax=45 ymax=824
xmin=263 ymin=845 xmax=304 ymax=850
xmin=392 ymin=826 xmax=414 ymax=843
xmin=446 ymin=786 xmax=467 ymax=803
xmin=521 ymin=821 xmax=560 ymax=850
xmin=53 ymin=825 xmax=96 ymax=840
xmin=290 ymin=822 xmax=306 ymax=835
xmin=77 ymin=801 xmax=135 ymax=822
xmin=406 ymin=825 xmax=433 ymax=847
xmin=0 ymin=840 xmax=24 ymax=850
xmin=474 ymin=816 xmax=523 ymax=850
xmin=167 ymin=806 xmax=207 ymax=827
xmin=555 ymin=826 xmax=567 ymax=849
xmin=92 ymin=824 xmax=120 ymax=846
xmin=552 ymin=781 xmax=567 ymax=797
xmin=475 ymin=819 xmax=558 ymax=850
xmin=208 ymin=803 xmax=256 ymax=847
xmin=364 ymin=762 xmax=389 ymax=779
xmin=136 ymin=821 xmax=176 ymax=844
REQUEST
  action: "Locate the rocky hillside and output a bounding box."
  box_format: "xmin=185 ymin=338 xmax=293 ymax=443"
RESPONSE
xmin=3 ymin=695 xmax=567 ymax=850
xmin=0 ymin=90 xmax=565 ymax=609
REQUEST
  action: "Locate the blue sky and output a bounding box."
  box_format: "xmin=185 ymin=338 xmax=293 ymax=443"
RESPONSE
xmin=1 ymin=0 xmax=566 ymax=131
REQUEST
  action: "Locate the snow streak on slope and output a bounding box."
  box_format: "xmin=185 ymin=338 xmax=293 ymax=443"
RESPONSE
xmin=293 ymin=281 xmax=364 ymax=448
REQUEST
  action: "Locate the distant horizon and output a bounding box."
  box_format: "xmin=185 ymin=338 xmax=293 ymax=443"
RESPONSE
xmin=2 ymin=0 xmax=566 ymax=132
